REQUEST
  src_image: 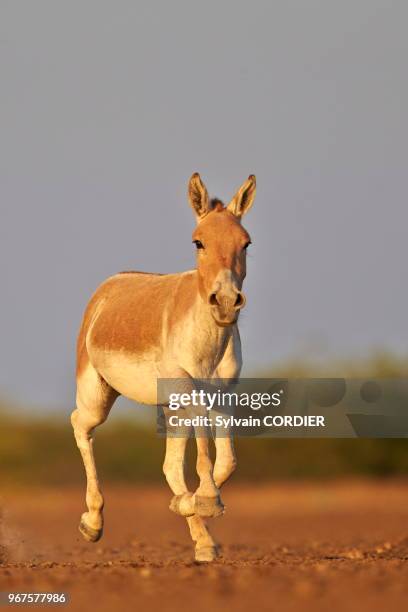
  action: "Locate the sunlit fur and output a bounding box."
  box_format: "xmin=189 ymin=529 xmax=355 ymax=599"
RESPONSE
xmin=71 ymin=173 xmax=256 ymax=562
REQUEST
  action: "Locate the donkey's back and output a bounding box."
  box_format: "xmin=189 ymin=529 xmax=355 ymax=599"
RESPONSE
xmin=77 ymin=269 xmax=198 ymax=403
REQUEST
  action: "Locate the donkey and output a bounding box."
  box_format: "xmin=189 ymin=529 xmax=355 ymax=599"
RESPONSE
xmin=71 ymin=173 xmax=256 ymax=562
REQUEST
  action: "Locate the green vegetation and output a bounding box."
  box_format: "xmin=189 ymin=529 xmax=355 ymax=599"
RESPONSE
xmin=1 ymin=414 xmax=408 ymax=486
xmin=1 ymin=352 xmax=408 ymax=486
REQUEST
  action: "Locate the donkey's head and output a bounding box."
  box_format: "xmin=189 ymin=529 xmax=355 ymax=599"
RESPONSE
xmin=188 ymin=173 xmax=256 ymax=327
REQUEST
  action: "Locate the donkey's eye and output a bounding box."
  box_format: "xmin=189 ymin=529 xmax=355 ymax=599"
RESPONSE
xmin=243 ymin=241 xmax=251 ymax=250
xmin=193 ymin=240 xmax=204 ymax=250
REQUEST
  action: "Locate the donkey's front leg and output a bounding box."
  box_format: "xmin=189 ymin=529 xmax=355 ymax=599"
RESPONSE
xmin=193 ymin=436 xmax=224 ymax=518
xmin=213 ymin=433 xmax=237 ymax=489
xmin=188 ymin=429 xmax=236 ymax=562
xmin=187 ymin=515 xmax=218 ymax=563
xmin=164 ymin=434 xmax=223 ymax=519
xmin=163 ymin=435 xmax=195 ymax=517
xmin=161 ymin=371 xmax=223 ymax=519
xmin=163 ymin=435 xmax=218 ymax=562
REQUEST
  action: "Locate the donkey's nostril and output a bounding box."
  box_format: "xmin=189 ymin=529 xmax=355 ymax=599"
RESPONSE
xmin=209 ymin=293 xmax=219 ymax=306
xmin=234 ymin=292 xmax=245 ymax=309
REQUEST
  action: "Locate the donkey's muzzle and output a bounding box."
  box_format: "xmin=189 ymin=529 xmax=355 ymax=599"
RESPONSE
xmin=208 ymin=290 xmax=246 ymax=325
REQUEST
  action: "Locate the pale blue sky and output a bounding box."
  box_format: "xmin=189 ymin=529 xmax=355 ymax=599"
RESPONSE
xmin=1 ymin=1 xmax=407 ymax=409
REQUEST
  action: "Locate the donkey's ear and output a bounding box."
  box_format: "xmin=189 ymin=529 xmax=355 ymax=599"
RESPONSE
xmin=188 ymin=173 xmax=210 ymax=220
xmin=227 ymin=175 xmax=256 ymax=219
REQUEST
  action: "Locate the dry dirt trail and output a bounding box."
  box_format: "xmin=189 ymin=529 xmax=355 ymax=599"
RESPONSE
xmin=1 ymin=482 xmax=408 ymax=611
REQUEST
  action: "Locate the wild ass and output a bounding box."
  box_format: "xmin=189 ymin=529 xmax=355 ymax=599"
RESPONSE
xmin=71 ymin=173 xmax=256 ymax=562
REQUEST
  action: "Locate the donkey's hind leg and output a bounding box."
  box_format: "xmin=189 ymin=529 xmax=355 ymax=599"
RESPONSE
xmin=71 ymin=362 xmax=118 ymax=542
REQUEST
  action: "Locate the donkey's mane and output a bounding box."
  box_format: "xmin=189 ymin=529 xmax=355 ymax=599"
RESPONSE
xmin=210 ymin=198 xmax=224 ymax=211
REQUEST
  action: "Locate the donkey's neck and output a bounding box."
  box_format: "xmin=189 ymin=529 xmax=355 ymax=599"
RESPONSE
xmin=190 ymin=270 xmax=233 ymax=333
xmin=180 ymin=275 xmax=234 ymax=375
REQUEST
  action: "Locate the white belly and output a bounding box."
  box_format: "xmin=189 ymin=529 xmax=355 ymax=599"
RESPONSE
xmin=88 ymin=323 xmax=240 ymax=404
xmin=90 ymin=348 xmax=160 ymax=404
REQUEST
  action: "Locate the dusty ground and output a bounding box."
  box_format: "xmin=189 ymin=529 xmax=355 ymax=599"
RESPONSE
xmin=1 ymin=481 xmax=408 ymax=611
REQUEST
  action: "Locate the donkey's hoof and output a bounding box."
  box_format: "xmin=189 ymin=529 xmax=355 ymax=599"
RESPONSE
xmin=194 ymin=495 xmax=225 ymax=518
xmin=79 ymin=518 xmax=103 ymax=543
xmin=195 ymin=545 xmax=218 ymax=563
xmin=169 ymin=492 xmax=195 ymax=517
